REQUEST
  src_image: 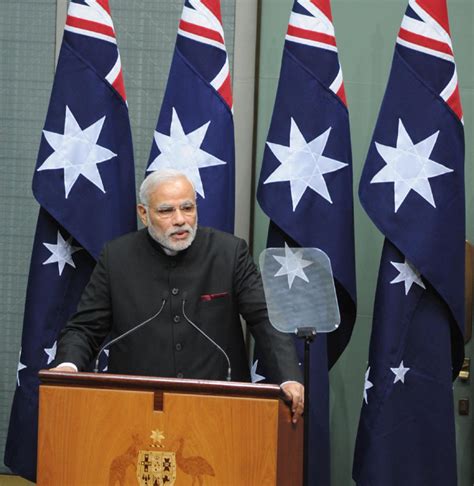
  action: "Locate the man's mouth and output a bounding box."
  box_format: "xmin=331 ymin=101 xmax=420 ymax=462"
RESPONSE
xmin=171 ymin=230 xmax=189 ymax=240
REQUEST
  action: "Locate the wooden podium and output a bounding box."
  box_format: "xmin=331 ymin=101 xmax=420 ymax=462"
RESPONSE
xmin=37 ymin=371 xmax=303 ymax=485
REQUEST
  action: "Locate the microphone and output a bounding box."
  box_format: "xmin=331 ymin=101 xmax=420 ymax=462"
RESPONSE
xmin=181 ymin=291 xmax=232 ymax=381
xmin=93 ymin=291 xmax=169 ymax=373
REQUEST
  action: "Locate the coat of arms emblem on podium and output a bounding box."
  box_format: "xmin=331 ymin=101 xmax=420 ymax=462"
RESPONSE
xmin=136 ymin=450 xmax=176 ymax=485
xmin=136 ymin=429 xmax=176 ymax=485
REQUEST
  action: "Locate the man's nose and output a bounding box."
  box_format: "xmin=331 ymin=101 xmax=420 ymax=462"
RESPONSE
xmin=172 ymin=208 xmax=186 ymax=225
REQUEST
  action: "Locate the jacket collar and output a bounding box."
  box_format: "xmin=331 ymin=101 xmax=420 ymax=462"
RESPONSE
xmin=143 ymin=227 xmax=203 ymax=261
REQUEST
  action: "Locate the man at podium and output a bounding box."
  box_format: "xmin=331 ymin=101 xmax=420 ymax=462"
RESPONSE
xmin=51 ymin=169 xmax=304 ymax=422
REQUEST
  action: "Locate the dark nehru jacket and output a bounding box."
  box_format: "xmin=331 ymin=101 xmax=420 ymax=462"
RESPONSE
xmin=55 ymin=227 xmax=302 ymax=384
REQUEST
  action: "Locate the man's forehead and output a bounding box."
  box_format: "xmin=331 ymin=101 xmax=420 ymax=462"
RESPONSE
xmin=151 ymin=178 xmax=195 ymax=203
xmin=157 ymin=198 xmax=194 ymax=208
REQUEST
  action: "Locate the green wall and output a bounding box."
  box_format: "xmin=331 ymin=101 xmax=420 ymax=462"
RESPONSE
xmin=253 ymin=1 xmax=473 ymax=484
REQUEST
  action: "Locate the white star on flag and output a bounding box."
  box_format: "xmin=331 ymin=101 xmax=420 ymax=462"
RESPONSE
xmin=17 ymin=349 xmax=26 ymax=386
xmin=363 ymin=367 xmax=373 ymax=404
xmin=148 ymin=107 xmax=227 ymax=199
xmin=43 ymin=231 xmax=81 ymax=276
xmin=251 ymin=360 xmax=265 ymax=383
xmin=370 ymin=119 xmax=453 ymax=212
xmin=391 ymin=361 xmax=410 ymax=384
xmin=390 ymin=259 xmax=426 ymax=295
xmin=44 ymin=341 xmax=57 ymax=365
xmin=37 ymin=106 xmax=117 ymax=198
xmin=273 ymin=243 xmax=313 ymax=289
xmin=264 ymin=118 xmax=348 ymax=211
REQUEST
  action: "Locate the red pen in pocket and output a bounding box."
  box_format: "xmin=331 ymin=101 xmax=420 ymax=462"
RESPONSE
xmin=200 ymin=292 xmax=229 ymax=302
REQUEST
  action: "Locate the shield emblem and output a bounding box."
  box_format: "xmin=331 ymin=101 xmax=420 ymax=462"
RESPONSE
xmin=136 ymin=450 xmax=176 ymax=485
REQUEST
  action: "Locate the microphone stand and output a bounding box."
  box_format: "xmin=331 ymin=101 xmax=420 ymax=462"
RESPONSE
xmin=182 ymin=296 xmax=232 ymax=381
xmin=93 ymin=295 xmax=168 ymax=373
xmin=296 ymin=326 xmax=317 ymax=486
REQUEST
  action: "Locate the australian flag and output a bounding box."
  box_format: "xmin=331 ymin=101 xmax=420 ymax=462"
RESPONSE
xmin=147 ymin=0 xmax=235 ymax=233
xmin=256 ymin=0 xmax=356 ymax=484
xmin=4 ymin=0 xmax=136 ymax=480
xmin=353 ymin=0 xmax=465 ymax=484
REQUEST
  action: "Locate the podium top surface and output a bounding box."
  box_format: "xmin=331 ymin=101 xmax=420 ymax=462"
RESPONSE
xmin=39 ymin=370 xmax=282 ymax=399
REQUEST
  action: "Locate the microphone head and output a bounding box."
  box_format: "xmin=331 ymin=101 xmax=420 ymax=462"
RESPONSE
xmin=161 ymin=290 xmax=169 ymax=301
xmin=182 ymin=291 xmax=188 ymax=302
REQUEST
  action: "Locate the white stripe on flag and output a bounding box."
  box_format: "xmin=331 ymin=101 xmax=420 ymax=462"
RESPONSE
xmin=329 ymin=66 xmax=343 ymax=95
xmin=289 ymin=11 xmax=335 ymax=37
xmin=285 ymin=34 xmax=337 ymax=52
xmin=396 ymin=37 xmax=454 ymax=62
xmin=211 ymin=58 xmax=230 ymax=91
xmin=408 ymin=0 xmax=452 ymax=42
xmin=297 ymin=0 xmax=333 ymax=29
xmin=105 ymin=55 xmax=121 ymax=86
xmin=401 ymin=15 xmax=452 ymax=48
xmin=440 ymin=69 xmax=458 ymax=102
xmin=177 ymin=29 xmax=225 ymax=51
xmin=64 ymin=25 xmax=117 ymax=44
xmin=68 ymin=2 xmax=114 ymax=28
xmin=188 ymin=0 xmax=226 ymax=40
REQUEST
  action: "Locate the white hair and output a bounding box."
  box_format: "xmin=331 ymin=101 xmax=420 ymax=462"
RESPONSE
xmin=139 ymin=169 xmax=195 ymax=206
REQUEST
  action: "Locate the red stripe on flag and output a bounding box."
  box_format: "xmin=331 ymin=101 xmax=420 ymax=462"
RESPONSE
xmin=310 ymin=0 xmax=333 ymax=22
xmin=287 ymin=25 xmax=336 ymax=47
xmin=112 ymin=71 xmax=127 ymax=102
xmin=179 ymin=20 xmax=224 ymax=44
xmin=336 ymin=83 xmax=347 ymax=106
xmin=66 ymin=16 xmax=116 ymax=39
xmin=446 ymin=85 xmax=463 ymax=120
xmin=201 ymin=0 xmax=223 ymax=23
xmin=416 ymin=0 xmax=450 ymax=35
xmin=398 ymin=28 xmax=453 ymax=56
xmin=217 ymin=74 xmax=233 ymax=108
xmin=96 ymin=0 xmax=111 ymax=16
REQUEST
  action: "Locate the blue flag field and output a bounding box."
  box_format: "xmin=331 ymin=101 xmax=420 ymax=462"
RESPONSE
xmin=256 ymin=1 xmax=357 ymax=484
xmin=353 ymin=1 xmax=465 ymax=484
xmin=147 ymin=0 xmax=235 ymax=233
xmin=4 ymin=0 xmax=136 ymax=480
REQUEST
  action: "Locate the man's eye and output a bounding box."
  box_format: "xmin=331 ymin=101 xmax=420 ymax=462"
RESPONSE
xmin=182 ymin=205 xmax=194 ymax=213
xmin=158 ymin=208 xmax=174 ymax=215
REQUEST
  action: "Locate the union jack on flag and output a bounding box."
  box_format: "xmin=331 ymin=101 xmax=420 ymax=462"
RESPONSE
xmin=64 ymin=0 xmax=127 ymax=100
xmin=256 ymin=1 xmax=356 ymax=484
xmin=353 ymin=1 xmax=464 ymax=484
xmin=147 ymin=0 xmax=235 ymax=233
xmin=4 ymin=0 xmax=136 ymax=480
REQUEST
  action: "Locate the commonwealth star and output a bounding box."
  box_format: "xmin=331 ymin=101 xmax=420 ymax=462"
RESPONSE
xmin=371 ymin=119 xmax=453 ymax=212
xmin=148 ymin=108 xmax=226 ymax=198
xmin=264 ymin=118 xmax=347 ymax=210
xmin=37 ymin=106 xmax=117 ymax=198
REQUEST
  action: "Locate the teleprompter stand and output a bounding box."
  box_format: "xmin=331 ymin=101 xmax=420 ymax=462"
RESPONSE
xmin=296 ymin=326 xmax=317 ymax=486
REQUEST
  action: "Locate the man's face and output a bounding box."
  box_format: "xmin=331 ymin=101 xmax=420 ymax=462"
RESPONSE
xmin=137 ymin=176 xmax=197 ymax=252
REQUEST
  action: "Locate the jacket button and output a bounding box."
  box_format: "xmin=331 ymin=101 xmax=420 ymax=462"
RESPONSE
xmin=171 ymin=288 xmax=179 ymax=295
xmin=175 ymin=343 xmax=182 ymax=351
xmin=177 ymin=372 xmax=184 ymax=378
xmin=173 ymin=315 xmax=181 ymax=323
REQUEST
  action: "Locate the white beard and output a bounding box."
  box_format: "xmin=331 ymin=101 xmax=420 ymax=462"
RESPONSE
xmin=147 ymin=221 xmax=197 ymax=253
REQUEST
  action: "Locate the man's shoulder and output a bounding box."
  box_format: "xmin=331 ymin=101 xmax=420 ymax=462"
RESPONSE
xmin=197 ymin=226 xmax=247 ymax=250
xmin=103 ymin=228 xmax=148 ymax=254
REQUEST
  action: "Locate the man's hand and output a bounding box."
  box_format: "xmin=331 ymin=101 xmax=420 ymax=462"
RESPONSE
xmin=281 ymin=381 xmax=304 ymax=424
xmin=49 ymin=365 xmax=78 ymax=373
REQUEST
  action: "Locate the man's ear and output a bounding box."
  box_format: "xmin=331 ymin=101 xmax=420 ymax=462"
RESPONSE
xmin=137 ymin=204 xmax=148 ymax=227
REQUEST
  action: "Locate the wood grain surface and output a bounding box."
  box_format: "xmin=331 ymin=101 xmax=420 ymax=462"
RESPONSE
xmin=37 ymin=378 xmax=302 ymax=485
